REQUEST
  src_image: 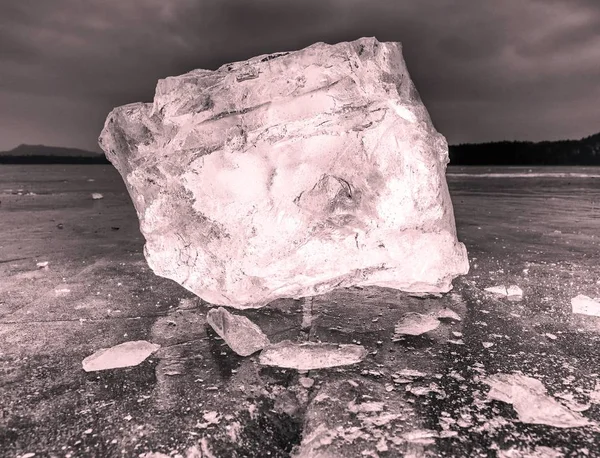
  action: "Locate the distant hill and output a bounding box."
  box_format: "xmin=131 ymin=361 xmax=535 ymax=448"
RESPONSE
xmin=0 ymin=144 xmax=109 ymax=164
xmin=449 ymin=131 xmax=600 ymax=165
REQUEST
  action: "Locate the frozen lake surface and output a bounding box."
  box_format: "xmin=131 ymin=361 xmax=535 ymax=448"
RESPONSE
xmin=1 ymin=165 xmax=600 ymax=457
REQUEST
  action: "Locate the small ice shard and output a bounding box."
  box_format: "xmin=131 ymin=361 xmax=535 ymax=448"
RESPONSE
xmin=482 ymin=342 xmax=494 ymax=348
xmin=435 ymin=307 xmax=462 ymax=321
xmin=347 ymin=400 xmax=385 ymax=413
xmin=82 ymin=340 xmax=160 ymax=372
xmin=571 ymin=295 xmax=600 ymax=317
xmin=207 ymin=307 xmax=270 ymax=356
xmin=36 ymin=261 xmax=49 ymax=269
xmin=393 ymin=313 xmax=440 ymax=337
xmin=91 ymin=192 xmax=104 ymax=200
xmin=401 ymin=429 xmax=438 ymax=444
xmin=485 ymin=285 xmax=508 ymax=295
xmin=483 ymin=373 xmax=592 ymax=428
xmin=408 ymin=292 xmax=443 ymax=299
xmin=498 ymin=446 xmax=564 ymax=458
xmin=259 ymin=340 xmax=366 ymax=370
xmin=448 ymin=339 xmax=465 ymax=345
xmin=545 ymin=333 xmax=558 ymax=340
xmin=299 ymin=376 xmax=315 ymax=388
xmin=506 ymin=285 xmax=524 ymax=300
xmin=395 ymin=368 xmax=428 ymax=378
xmin=485 ymin=284 xmax=523 ymax=300
xmin=196 ymin=411 xmax=221 ymax=429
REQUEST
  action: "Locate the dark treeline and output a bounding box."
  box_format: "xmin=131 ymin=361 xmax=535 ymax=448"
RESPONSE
xmin=449 ymin=132 xmax=600 ymax=165
xmin=0 ymin=155 xmax=110 ymax=164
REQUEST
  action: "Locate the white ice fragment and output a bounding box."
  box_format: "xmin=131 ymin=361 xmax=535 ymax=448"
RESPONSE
xmin=91 ymin=193 xmax=104 ymax=200
xmin=259 ymin=340 xmax=366 ymax=370
xmin=448 ymin=339 xmax=465 ymax=345
xmin=36 ymin=261 xmax=49 ymax=269
xmin=435 ymin=308 xmax=462 ymax=321
xmin=485 ymin=285 xmax=508 ymax=295
xmin=348 ymin=400 xmax=385 ymax=413
xmin=571 ymin=295 xmax=600 ymax=317
xmin=393 ymin=313 xmax=440 ymax=337
xmin=395 ymin=368 xmax=428 ymax=379
xmin=82 ymin=340 xmax=160 ymax=372
xmin=507 ymin=285 xmax=524 ymax=298
xmin=483 ymin=373 xmax=592 ymax=428
xmin=482 ymin=342 xmax=494 ymax=349
xmin=485 ymin=284 xmax=523 ymax=300
xmin=498 ymin=446 xmax=564 ymax=458
xmin=545 ymin=333 xmax=558 ymax=340
xmin=207 ymin=307 xmax=270 ymax=356
xmin=299 ymin=376 xmax=315 ymax=389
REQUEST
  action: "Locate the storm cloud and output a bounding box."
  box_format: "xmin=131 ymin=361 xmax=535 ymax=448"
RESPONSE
xmin=0 ymin=0 xmax=598 ymax=151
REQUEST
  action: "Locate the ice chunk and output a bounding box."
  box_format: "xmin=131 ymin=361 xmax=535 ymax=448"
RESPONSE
xmin=393 ymin=313 xmax=440 ymax=337
xmin=207 ymin=307 xmax=270 ymax=356
xmin=571 ymin=295 xmax=600 ymax=317
xmin=82 ymin=340 xmax=160 ymax=372
xmin=483 ymin=373 xmax=591 ymax=428
xmin=259 ymin=340 xmax=366 ymax=370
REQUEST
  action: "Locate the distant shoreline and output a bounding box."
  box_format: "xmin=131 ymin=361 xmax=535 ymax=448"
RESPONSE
xmin=0 ymin=156 xmax=111 ymax=164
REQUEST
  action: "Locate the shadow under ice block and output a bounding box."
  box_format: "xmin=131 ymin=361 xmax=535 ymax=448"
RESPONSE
xmin=98 ymin=37 xmax=469 ymax=309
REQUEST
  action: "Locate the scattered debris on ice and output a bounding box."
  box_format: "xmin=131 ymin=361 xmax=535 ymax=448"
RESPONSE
xmin=196 ymin=411 xmax=221 ymax=429
xmin=395 ymin=369 xmax=428 ymax=379
xmin=393 ymin=313 xmax=440 ymax=338
xmin=259 ymin=340 xmax=366 ymax=370
xmin=498 ymin=445 xmax=564 ymax=458
xmin=347 ymin=400 xmax=385 ymax=414
xmin=36 ymin=261 xmax=49 ymax=269
xmin=483 ymin=373 xmax=592 ymax=428
xmin=207 ymin=307 xmax=270 ymax=356
xmin=91 ymin=193 xmax=104 ymax=200
xmin=571 ymin=295 xmax=600 ymax=317
xmin=485 ymin=284 xmax=523 ymax=300
xmin=82 ymin=340 xmax=160 ymax=372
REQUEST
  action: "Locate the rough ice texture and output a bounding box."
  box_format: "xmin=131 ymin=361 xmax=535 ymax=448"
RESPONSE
xmin=99 ymin=37 xmax=469 ymax=308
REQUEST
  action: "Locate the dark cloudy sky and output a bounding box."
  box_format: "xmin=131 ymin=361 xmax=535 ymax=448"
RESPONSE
xmin=1 ymin=0 xmax=598 ymax=152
